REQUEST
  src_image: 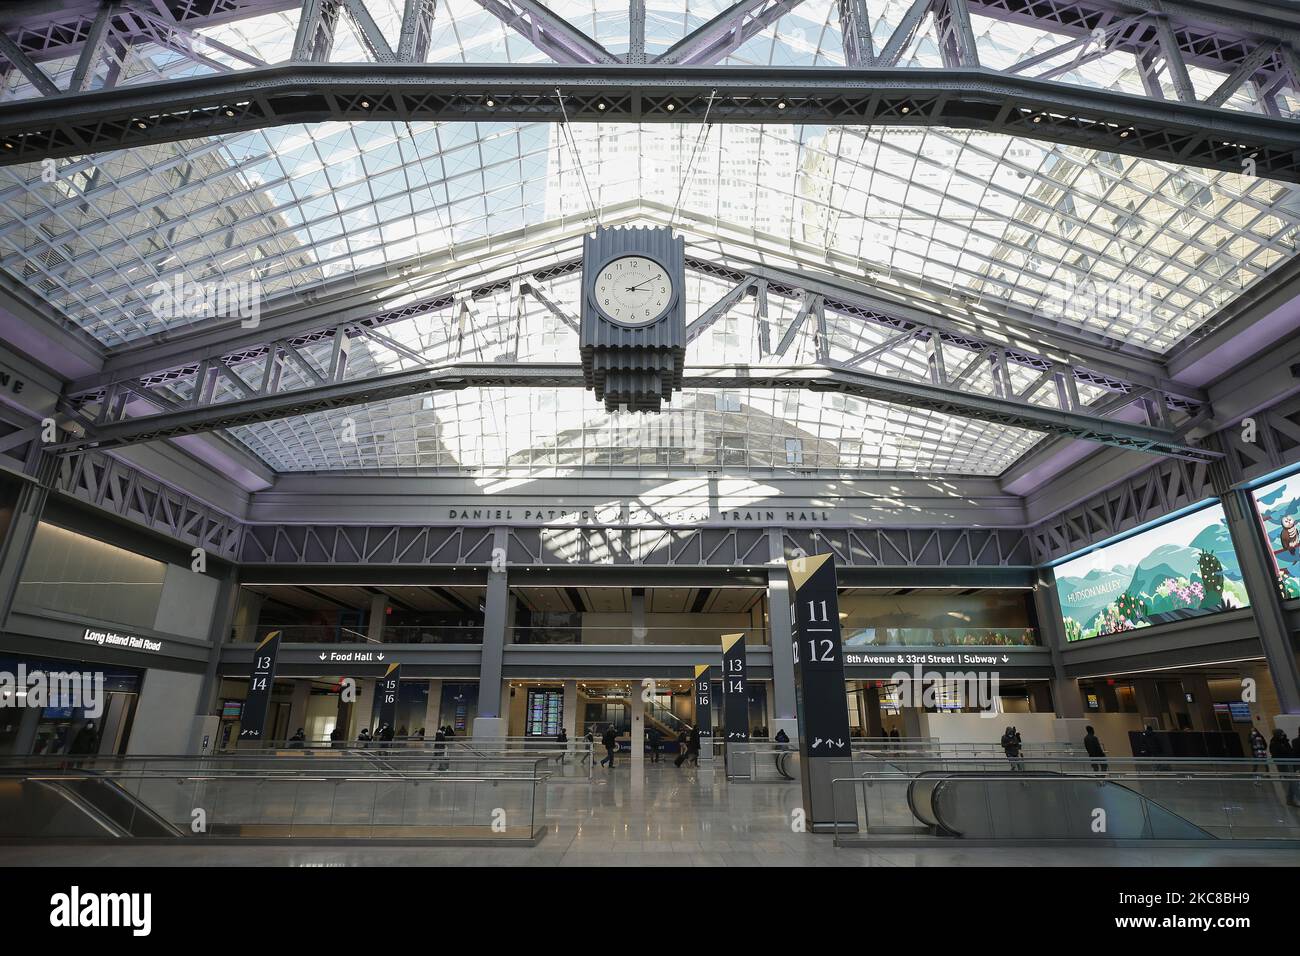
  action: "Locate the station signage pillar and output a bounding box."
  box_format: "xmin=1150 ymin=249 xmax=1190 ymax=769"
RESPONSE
xmin=377 ymin=663 xmax=401 ymax=734
xmin=788 ymin=554 xmax=856 ymax=833
xmin=694 ymin=664 xmax=713 ymax=763
xmin=721 ymin=633 xmax=749 ymax=778
xmin=238 ymin=631 xmax=281 ymax=743
xmin=721 ymin=633 xmax=749 ymax=743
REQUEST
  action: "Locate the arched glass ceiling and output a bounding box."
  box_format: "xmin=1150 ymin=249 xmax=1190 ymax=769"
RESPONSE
xmin=0 ymin=0 xmax=1296 ymax=476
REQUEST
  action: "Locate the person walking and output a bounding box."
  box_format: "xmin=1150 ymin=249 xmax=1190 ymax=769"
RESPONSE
xmin=289 ymin=727 xmax=306 ymax=748
xmin=673 ymin=728 xmax=690 ymax=768
xmin=647 ymin=726 xmax=661 ymax=763
xmin=1083 ymin=725 xmax=1107 ymax=772
xmin=582 ymin=728 xmax=595 ymax=768
xmin=687 ymin=725 xmax=701 ymax=767
xmin=555 ymin=727 xmax=568 ymax=765
xmin=69 ymin=721 xmax=99 ymax=755
xmin=357 ymin=727 xmax=373 ymax=745
xmin=600 ymin=725 xmax=618 ymax=769
xmin=1000 ymin=725 xmax=1023 ymax=771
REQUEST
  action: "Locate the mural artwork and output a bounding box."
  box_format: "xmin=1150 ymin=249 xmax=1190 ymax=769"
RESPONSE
xmin=1252 ymin=472 xmax=1300 ymax=600
xmin=1055 ymin=503 xmax=1250 ymax=642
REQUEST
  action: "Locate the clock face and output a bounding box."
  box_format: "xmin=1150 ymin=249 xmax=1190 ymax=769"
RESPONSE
xmin=592 ymin=255 xmax=674 ymax=326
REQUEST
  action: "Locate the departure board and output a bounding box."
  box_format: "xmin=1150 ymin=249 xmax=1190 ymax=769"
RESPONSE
xmin=526 ymin=688 xmax=564 ymax=736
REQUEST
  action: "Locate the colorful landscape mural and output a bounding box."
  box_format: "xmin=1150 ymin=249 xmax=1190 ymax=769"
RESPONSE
xmin=1252 ymin=472 xmax=1300 ymax=600
xmin=1054 ymin=503 xmax=1251 ymax=641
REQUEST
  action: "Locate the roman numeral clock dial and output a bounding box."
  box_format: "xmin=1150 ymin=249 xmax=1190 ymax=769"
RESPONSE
xmin=593 ymin=256 xmax=673 ymax=326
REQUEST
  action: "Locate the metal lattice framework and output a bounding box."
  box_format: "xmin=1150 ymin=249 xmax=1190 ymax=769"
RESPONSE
xmin=236 ymin=520 xmax=1034 ymax=566
xmin=52 ymin=446 xmax=244 ymax=558
xmin=55 ymin=249 xmax=1217 ymax=462
xmin=1028 ymin=391 xmax=1300 ymax=562
xmin=0 ymin=61 xmax=1297 ymax=180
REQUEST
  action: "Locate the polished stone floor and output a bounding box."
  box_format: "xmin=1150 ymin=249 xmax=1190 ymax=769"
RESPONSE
xmin=5 ymin=761 xmax=1300 ymax=867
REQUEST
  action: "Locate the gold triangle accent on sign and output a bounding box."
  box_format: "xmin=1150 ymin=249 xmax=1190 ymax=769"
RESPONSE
xmin=384 ymin=663 xmax=399 ymax=677
xmin=787 ymin=552 xmax=831 ymax=591
xmin=694 ymin=664 xmax=709 ymax=678
xmin=721 ymin=632 xmax=745 ymax=652
xmin=257 ymin=630 xmax=281 ymax=650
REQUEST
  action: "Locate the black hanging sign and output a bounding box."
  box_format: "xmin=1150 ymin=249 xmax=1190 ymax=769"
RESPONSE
xmin=720 ymin=633 xmax=749 ymax=742
xmin=789 ymin=553 xmax=856 ymax=832
xmin=694 ymin=664 xmax=713 ymax=745
xmin=238 ymin=631 xmax=281 ymax=742
xmin=377 ymin=663 xmax=401 ymax=733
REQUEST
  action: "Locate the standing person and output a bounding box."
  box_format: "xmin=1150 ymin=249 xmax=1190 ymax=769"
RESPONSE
xmin=1083 ymin=725 xmax=1107 ymax=772
xmin=555 ymin=727 xmax=568 ymax=765
xmin=687 ymin=725 xmax=701 ymax=767
xmin=1001 ymin=725 xmax=1023 ymax=771
xmin=582 ymin=728 xmax=595 ymax=768
xmin=1268 ymin=729 xmax=1300 ymax=806
xmin=646 ymin=726 xmax=661 ymax=763
xmin=289 ymin=727 xmax=306 ymax=748
xmin=673 ymin=728 xmax=690 ymax=768
xmin=329 ymin=726 xmax=344 ymax=749
xmin=433 ymin=726 xmax=448 ymax=770
xmin=600 ymin=724 xmax=618 ymax=769
xmin=69 ymin=721 xmax=99 ymax=755
xmin=1251 ymin=727 xmax=1269 ymax=774
xmin=357 ymin=727 xmax=372 ymax=745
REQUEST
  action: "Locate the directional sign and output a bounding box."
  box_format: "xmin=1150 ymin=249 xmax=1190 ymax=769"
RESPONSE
xmin=694 ymin=664 xmax=713 ymax=756
xmin=720 ymin=633 xmax=749 ymax=742
xmin=238 ymin=631 xmax=281 ymax=742
xmin=377 ymin=662 xmax=401 ymax=733
xmin=788 ymin=554 xmax=856 ymax=833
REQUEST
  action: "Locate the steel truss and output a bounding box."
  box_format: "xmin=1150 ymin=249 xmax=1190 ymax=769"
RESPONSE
xmin=57 ymin=249 xmax=1214 ymax=462
xmin=55 ymin=359 xmax=1215 ymax=460
xmin=0 ymin=63 xmax=1296 ymax=180
xmin=237 ymin=521 xmax=1034 ymax=567
xmin=1029 ymin=391 xmax=1300 ymax=562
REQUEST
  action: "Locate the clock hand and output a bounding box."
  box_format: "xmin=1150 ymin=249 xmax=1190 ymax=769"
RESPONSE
xmin=625 ymin=278 xmax=656 ymax=292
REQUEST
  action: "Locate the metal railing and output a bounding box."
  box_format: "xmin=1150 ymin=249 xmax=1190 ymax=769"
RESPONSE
xmin=509 ymin=624 xmax=772 ymax=645
xmin=229 ymin=624 xmax=483 ymax=644
xmin=0 ymin=754 xmax=553 ymax=842
xmin=843 ymin=626 xmax=1038 ymax=647
xmin=828 ymin=755 xmax=1300 ymax=845
xmin=217 ymin=738 xmax=597 ymax=779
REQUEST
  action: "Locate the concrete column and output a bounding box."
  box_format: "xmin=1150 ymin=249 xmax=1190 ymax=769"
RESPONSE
xmin=766 ymin=528 xmax=798 ymax=741
xmin=423 ymin=679 xmax=442 ymax=733
xmin=0 ymin=450 xmax=54 ymax=628
xmin=190 ymin=563 xmax=239 ymax=753
xmin=630 ymin=679 xmax=645 ymax=793
xmin=366 ymin=593 xmax=388 ymax=643
xmin=1220 ymin=487 xmax=1300 ymax=715
xmin=864 ymin=684 xmax=884 ymax=737
xmin=562 ymin=680 xmax=578 ymax=740
xmin=1133 ymin=679 xmax=1166 ymax=729
xmin=347 ymin=678 xmax=375 ymax=738
xmin=286 ymin=680 xmax=311 ymax=738
xmin=473 ymin=527 xmax=509 ymax=738
xmin=1180 ymin=673 xmax=1218 ymax=732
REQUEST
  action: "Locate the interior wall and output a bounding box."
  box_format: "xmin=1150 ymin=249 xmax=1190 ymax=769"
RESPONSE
xmin=924 ymin=711 xmax=1059 ymax=747
xmin=126 ymin=669 xmax=203 ymax=754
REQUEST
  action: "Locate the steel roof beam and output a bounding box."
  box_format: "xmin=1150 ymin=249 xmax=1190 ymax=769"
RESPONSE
xmin=50 ymin=361 xmax=1221 ymax=461
xmin=0 ymin=63 xmax=1295 ymax=181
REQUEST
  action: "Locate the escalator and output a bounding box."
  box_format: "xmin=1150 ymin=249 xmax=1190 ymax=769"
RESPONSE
xmin=906 ymin=770 xmax=1215 ymax=840
xmin=0 ymin=771 xmax=183 ymax=839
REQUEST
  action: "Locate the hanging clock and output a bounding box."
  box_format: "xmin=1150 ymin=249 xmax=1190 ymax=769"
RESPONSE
xmin=580 ymin=226 xmax=686 ymax=412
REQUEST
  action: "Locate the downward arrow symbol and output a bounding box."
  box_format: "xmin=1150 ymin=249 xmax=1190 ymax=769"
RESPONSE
xmin=377 ymin=653 xmax=385 ymax=661
xmin=319 ymin=653 xmax=327 ymax=661
xmin=1002 ymin=655 xmax=1009 ymax=663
